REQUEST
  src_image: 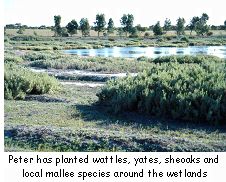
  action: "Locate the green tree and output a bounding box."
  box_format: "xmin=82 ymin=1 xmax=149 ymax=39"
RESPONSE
xmin=79 ymin=18 xmax=90 ymax=37
xmin=53 ymin=15 xmax=62 ymax=36
xmin=17 ymin=27 xmax=25 ymax=34
xmin=61 ymin=27 xmax=69 ymax=37
xmin=66 ymin=20 xmax=78 ymax=36
xmin=163 ymin=18 xmax=171 ymax=32
xmin=129 ymin=27 xmax=139 ymax=38
xmin=94 ymin=14 xmax=106 ymax=37
xmin=195 ymin=13 xmax=210 ymax=36
xmin=224 ymin=20 xmax=226 ymax=30
xmin=153 ymin=21 xmax=163 ymax=36
xmin=135 ymin=24 xmax=147 ymax=36
xmin=189 ymin=16 xmax=200 ymax=35
xmin=107 ymin=18 xmax=114 ymax=34
xmin=120 ymin=14 xmax=134 ymax=37
xmin=176 ymin=17 xmax=186 ymax=35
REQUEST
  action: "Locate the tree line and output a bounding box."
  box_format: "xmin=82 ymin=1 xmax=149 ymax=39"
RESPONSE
xmin=52 ymin=13 xmax=226 ymax=37
xmin=5 ymin=14 xmax=226 ymax=37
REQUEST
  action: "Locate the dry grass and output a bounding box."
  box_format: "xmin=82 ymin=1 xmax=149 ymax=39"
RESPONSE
xmin=6 ymin=28 xmax=226 ymax=37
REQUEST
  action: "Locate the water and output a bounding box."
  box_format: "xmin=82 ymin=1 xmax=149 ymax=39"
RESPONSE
xmin=64 ymin=46 xmax=226 ymax=58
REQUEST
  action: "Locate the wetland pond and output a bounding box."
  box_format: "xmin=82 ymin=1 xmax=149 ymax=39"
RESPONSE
xmin=65 ymin=45 xmax=226 ymax=58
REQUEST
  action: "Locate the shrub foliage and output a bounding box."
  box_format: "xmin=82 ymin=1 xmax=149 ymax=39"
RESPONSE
xmin=97 ymin=56 xmax=226 ymax=125
xmin=4 ymin=63 xmax=60 ymax=100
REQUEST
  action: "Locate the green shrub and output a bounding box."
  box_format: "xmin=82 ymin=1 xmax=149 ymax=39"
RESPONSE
xmin=108 ymin=38 xmax=115 ymax=41
xmin=180 ymin=36 xmax=189 ymax=42
xmin=137 ymin=56 xmax=152 ymax=62
xmin=4 ymin=63 xmax=60 ymax=100
xmin=207 ymin=32 xmax=213 ymax=36
xmin=10 ymin=35 xmax=41 ymax=41
xmin=4 ymin=55 xmax=23 ymax=63
xmin=23 ymin=51 xmax=61 ymax=61
xmin=29 ymin=56 xmax=153 ymax=73
xmin=97 ymin=59 xmax=226 ymax=125
xmin=152 ymin=55 xmax=223 ymax=64
xmin=144 ymin=32 xmax=150 ymax=38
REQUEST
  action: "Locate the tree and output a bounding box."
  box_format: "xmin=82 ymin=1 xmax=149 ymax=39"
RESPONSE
xmin=135 ymin=24 xmax=147 ymax=32
xmin=129 ymin=27 xmax=139 ymax=38
xmin=135 ymin=24 xmax=146 ymax=36
xmin=153 ymin=21 xmax=163 ymax=36
xmin=66 ymin=20 xmax=78 ymax=36
xmin=17 ymin=27 xmax=25 ymax=34
xmin=94 ymin=14 xmax=106 ymax=37
xmin=79 ymin=18 xmax=90 ymax=36
xmin=53 ymin=15 xmax=62 ymax=36
xmin=195 ymin=13 xmax=210 ymax=36
xmin=189 ymin=16 xmax=200 ymax=35
xmin=120 ymin=14 xmax=134 ymax=37
xmin=224 ymin=20 xmax=226 ymax=30
xmin=163 ymin=18 xmax=171 ymax=32
xmin=107 ymin=18 xmax=114 ymax=34
xmin=176 ymin=17 xmax=186 ymax=35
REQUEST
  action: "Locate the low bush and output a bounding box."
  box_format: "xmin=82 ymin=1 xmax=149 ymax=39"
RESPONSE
xmin=22 ymin=51 xmax=61 ymax=61
xmin=207 ymin=32 xmax=213 ymax=36
xmin=97 ymin=58 xmax=226 ymax=125
xmin=144 ymin=32 xmax=150 ymax=38
xmin=4 ymin=63 xmax=60 ymax=100
xmin=10 ymin=35 xmax=41 ymax=41
xmin=29 ymin=56 xmax=152 ymax=73
xmin=152 ymin=55 xmax=223 ymax=64
xmin=4 ymin=55 xmax=23 ymax=63
xmin=180 ymin=36 xmax=189 ymax=42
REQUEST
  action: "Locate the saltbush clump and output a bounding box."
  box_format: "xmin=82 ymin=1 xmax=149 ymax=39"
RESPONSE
xmin=97 ymin=58 xmax=226 ymax=125
xmin=4 ymin=55 xmax=23 ymax=63
xmin=23 ymin=51 xmax=61 ymax=61
xmin=4 ymin=63 xmax=60 ymax=100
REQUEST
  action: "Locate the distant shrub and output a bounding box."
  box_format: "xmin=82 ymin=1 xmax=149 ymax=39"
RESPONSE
xmin=10 ymin=35 xmax=41 ymax=41
xmin=165 ymin=36 xmax=172 ymax=41
xmin=207 ymin=32 xmax=213 ymax=36
xmin=157 ymin=36 xmax=164 ymax=42
xmin=97 ymin=57 xmax=226 ymax=125
xmin=4 ymin=37 xmax=9 ymax=42
xmin=144 ymin=32 xmax=150 ymax=38
xmin=4 ymin=55 xmax=23 ymax=63
xmin=17 ymin=46 xmax=52 ymax=51
xmin=4 ymin=63 xmax=60 ymax=100
xmin=29 ymin=56 xmax=152 ymax=73
xmin=22 ymin=51 xmax=60 ymax=61
xmin=180 ymin=36 xmax=189 ymax=42
xmin=152 ymin=55 xmax=223 ymax=64
xmin=108 ymin=38 xmax=115 ymax=41
xmin=137 ymin=56 xmax=151 ymax=62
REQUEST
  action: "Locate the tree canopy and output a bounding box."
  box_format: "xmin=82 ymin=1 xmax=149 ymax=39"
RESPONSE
xmin=107 ymin=18 xmax=114 ymax=34
xmin=176 ymin=17 xmax=186 ymax=35
xmin=66 ymin=20 xmax=78 ymax=36
xmin=53 ymin=15 xmax=62 ymax=36
xmin=153 ymin=21 xmax=163 ymax=36
xmin=120 ymin=14 xmax=134 ymax=37
xmin=79 ymin=18 xmax=90 ymax=37
xmin=94 ymin=14 xmax=106 ymax=37
xmin=163 ymin=18 xmax=171 ymax=32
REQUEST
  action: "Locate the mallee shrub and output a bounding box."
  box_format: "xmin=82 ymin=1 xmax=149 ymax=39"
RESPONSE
xmin=4 ymin=63 xmax=61 ymax=100
xmin=97 ymin=58 xmax=226 ymax=125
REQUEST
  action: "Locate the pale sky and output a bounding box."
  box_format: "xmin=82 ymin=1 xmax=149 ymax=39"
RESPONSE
xmin=4 ymin=0 xmax=226 ymax=27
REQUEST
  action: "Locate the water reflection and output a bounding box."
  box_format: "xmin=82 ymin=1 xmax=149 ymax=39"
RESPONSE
xmin=64 ymin=46 xmax=226 ymax=58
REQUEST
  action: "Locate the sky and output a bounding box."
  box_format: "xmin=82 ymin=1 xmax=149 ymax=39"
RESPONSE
xmin=4 ymin=0 xmax=226 ymax=27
